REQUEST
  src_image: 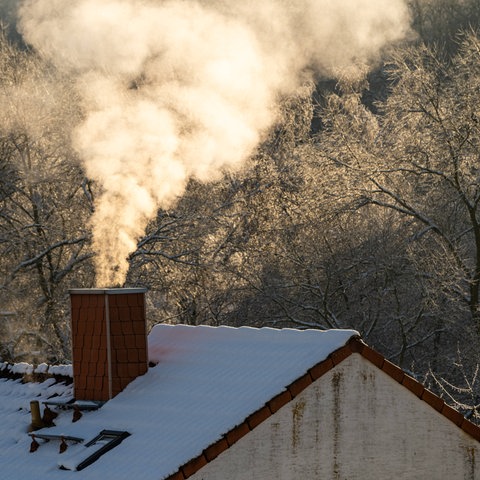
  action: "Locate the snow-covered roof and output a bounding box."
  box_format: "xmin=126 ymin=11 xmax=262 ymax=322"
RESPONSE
xmin=0 ymin=324 xmax=356 ymax=479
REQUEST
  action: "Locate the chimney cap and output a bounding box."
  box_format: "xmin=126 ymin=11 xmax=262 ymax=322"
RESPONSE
xmin=69 ymin=288 xmax=147 ymax=295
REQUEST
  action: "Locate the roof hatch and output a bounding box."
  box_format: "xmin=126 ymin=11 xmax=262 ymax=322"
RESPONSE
xmin=58 ymin=430 xmax=130 ymax=471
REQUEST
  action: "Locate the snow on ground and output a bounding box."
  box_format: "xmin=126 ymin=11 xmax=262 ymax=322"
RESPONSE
xmin=0 ymin=324 xmax=357 ymax=480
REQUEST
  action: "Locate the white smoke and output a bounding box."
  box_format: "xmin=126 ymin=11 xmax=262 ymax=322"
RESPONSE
xmin=17 ymin=0 xmax=411 ymax=286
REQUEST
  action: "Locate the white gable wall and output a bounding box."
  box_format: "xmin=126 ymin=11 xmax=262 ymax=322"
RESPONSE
xmin=190 ymin=354 xmax=480 ymax=480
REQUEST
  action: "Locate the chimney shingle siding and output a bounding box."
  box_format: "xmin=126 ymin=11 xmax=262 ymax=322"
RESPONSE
xmin=70 ymin=288 xmax=148 ymax=402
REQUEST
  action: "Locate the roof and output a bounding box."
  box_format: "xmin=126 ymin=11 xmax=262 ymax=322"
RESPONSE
xmin=0 ymin=324 xmax=356 ymax=479
xmin=0 ymin=324 xmax=478 ymax=480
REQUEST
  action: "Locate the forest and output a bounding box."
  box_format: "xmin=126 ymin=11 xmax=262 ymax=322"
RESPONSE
xmin=1 ymin=0 xmax=480 ymax=420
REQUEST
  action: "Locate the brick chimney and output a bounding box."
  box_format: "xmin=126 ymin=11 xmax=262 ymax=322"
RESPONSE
xmin=69 ymin=288 xmax=148 ymax=402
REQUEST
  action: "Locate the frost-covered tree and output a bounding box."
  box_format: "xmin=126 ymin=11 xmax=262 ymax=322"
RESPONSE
xmin=410 ymin=0 xmax=480 ymax=54
xmin=0 ymin=33 xmax=94 ymax=361
xmin=316 ymin=31 xmax=480 ymax=375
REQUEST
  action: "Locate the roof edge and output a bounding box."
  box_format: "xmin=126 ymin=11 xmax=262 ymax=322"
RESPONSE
xmin=164 ymin=336 xmax=480 ymax=480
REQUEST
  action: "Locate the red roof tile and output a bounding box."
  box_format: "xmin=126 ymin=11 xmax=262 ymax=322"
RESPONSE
xmin=461 ymin=418 xmax=480 ymax=441
xmin=421 ymin=389 xmax=445 ymax=413
xmin=181 ymin=453 xmax=208 ymax=478
xmin=308 ymin=357 xmax=334 ymax=380
xmin=382 ymin=359 xmax=406 ymax=383
xmin=246 ymin=405 xmax=271 ymax=429
xmin=360 ymin=344 xmax=385 ymax=368
xmin=402 ymin=375 xmax=425 ymax=397
xmin=267 ymin=390 xmax=292 ymax=414
xmin=287 ymin=372 xmax=313 ymax=398
xmin=442 ymin=403 xmax=466 ymax=427
xmin=225 ymin=423 xmax=250 ymax=446
xmin=204 ymin=438 xmax=229 ymax=461
xmin=330 ymin=345 xmax=352 ymax=365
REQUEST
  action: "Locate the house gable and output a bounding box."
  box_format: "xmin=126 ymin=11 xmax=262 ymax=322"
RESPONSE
xmin=187 ymin=353 xmax=480 ymax=480
xmin=167 ymin=338 xmax=480 ymax=480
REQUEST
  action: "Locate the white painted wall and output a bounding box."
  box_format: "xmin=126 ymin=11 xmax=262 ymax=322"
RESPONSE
xmin=190 ymin=354 xmax=480 ymax=480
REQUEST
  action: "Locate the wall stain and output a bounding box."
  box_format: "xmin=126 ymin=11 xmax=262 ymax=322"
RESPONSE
xmin=464 ymin=445 xmax=476 ymax=480
xmin=332 ymin=371 xmax=342 ymax=480
xmin=291 ymin=399 xmax=306 ymax=451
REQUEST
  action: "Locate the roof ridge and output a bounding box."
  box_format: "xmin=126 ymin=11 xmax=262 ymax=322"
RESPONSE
xmin=164 ymin=337 xmax=480 ymax=480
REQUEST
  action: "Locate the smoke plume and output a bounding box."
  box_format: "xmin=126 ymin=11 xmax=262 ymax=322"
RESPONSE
xmin=17 ymin=0 xmax=411 ymax=286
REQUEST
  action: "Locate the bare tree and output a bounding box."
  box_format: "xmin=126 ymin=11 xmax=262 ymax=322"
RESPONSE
xmin=410 ymin=0 xmax=480 ymax=55
xmin=315 ymin=32 xmax=480 ymax=375
xmin=0 ymin=32 xmax=94 ymax=361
